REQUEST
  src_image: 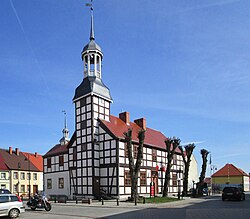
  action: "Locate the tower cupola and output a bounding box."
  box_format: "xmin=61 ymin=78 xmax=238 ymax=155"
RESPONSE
xmin=81 ymin=7 xmax=103 ymax=79
xmin=60 ymin=110 xmax=70 ymax=145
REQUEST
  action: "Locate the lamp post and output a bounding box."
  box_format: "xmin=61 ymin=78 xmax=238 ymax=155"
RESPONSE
xmin=25 ymin=154 xmax=31 ymax=199
xmin=177 ymin=168 xmax=181 ymax=200
xmin=192 ymin=180 xmax=195 ymax=197
xmin=17 ymin=162 xmax=20 ymax=196
xmin=210 ymin=165 xmax=217 ymax=195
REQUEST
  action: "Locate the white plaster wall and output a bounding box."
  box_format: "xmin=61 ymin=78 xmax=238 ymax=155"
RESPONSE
xmin=44 ymin=171 xmax=70 ymax=198
xmin=188 ymin=154 xmax=199 ymax=190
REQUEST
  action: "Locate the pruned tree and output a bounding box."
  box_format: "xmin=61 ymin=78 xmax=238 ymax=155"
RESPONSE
xmin=124 ymin=128 xmax=145 ymax=201
xmin=162 ymin=137 xmax=181 ymax=197
xmin=198 ymin=149 xmax=209 ymax=195
xmin=178 ymin=144 xmax=196 ymax=196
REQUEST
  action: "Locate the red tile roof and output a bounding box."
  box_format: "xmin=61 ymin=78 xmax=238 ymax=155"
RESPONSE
xmin=43 ymin=144 xmax=68 ymax=158
xmin=0 ymin=153 xmax=8 ymax=170
xmin=212 ymin=164 xmax=249 ymax=177
xmin=100 ymin=115 xmax=180 ymax=152
xmin=22 ymin=152 xmax=43 ymax=172
xmin=0 ymin=148 xmax=40 ymax=172
xmin=44 ymin=131 xmax=75 ymax=158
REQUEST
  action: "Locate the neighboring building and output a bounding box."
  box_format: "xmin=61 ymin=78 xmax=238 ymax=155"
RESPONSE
xmin=187 ymin=154 xmax=199 ymax=190
xmin=44 ymin=9 xmax=184 ymax=199
xmin=0 ymin=153 xmax=10 ymax=190
xmin=43 ymin=123 xmax=71 ymax=197
xmin=0 ymin=147 xmax=43 ymax=196
xmin=211 ymin=163 xmax=250 ymax=192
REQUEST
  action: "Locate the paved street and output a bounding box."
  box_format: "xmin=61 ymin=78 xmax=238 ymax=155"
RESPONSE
xmin=3 ymin=193 xmax=250 ymax=219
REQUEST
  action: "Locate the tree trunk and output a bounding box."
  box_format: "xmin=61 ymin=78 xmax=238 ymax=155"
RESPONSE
xmin=162 ymin=160 xmax=172 ymax=197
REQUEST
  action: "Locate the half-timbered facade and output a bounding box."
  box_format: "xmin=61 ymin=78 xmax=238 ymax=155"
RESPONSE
xmin=44 ymin=8 xmax=183 ymax=200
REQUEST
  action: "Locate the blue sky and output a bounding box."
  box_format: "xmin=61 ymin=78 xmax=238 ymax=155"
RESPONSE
xmin=1 ymin=0 xmax=250 ymax=175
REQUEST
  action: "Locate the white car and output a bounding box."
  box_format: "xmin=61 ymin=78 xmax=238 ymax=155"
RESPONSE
xmin=0 ymin=194 xmax=25 ymax=218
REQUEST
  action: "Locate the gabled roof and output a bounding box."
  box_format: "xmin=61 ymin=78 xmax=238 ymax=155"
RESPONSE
xmin=100 ymin=115 xmax=180 ymax=153
xmin=44 ymin=131 xmax=76 ymax=158
xmin=0 ymin=153 xmax=8 ymax=170
xmin=22 ymin=152 xmax=43 ymax=172
xmin=0 ymin=148 xmax=41 ymax=172
xmin=43 ymin=144 xmax=68 ymax=158
xmin=212 ymin=164 xmax=249 ymax=177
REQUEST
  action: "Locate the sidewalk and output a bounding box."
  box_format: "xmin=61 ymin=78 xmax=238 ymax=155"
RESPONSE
xmin=52 ymin=196 xmax=211 ymax=209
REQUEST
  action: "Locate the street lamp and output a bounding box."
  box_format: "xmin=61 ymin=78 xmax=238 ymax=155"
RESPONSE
xmin=17 ymin=162 xmax=20 ymax=196
xmin=210 ymin=165 xmax=217 ymax=195
xmin=177 ymin=168 xmax=181 ymax=200
xmin=25 ymin=154 xmax=31 ymax=199
xmin=192 ymin=180 xmax=195 ymax=197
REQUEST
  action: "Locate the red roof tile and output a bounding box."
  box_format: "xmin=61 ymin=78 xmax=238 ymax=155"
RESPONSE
xmin=0 ymin=153 xmax=8 ymax=170
xmin=100 ymin=115 xmax=180 ymax=152
xmin=22 ymin=152 xmax=43 ymax=172
xmin=212 ymin=164 xmax=249 ymax=177
xmin=0 ymin=148 xmax=40 ymax=172
xmin=43 ymin=144 xmax=68 ymax=158
xmin=44 ymin=131 xmax=76 ymax=158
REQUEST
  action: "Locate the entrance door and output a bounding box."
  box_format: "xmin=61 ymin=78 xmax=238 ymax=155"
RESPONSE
xmin=93 ymin=177 xmax=100 ymax=199
xmin=33 ymin=185 xmax=38 ymax=194
xmin=151 ymin=171 xmax=158 ymax=194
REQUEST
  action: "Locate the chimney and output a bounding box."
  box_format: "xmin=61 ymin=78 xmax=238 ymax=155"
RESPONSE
xmin=15 ymin=148 xmax=19 ymax=156
xmin=134 ymin=118 xmax=146 ymax=130
xmin=9 ymin=147 xmax=12 ymax=155
xmin=35 ymin=152 xmax=38 ymax=157
xmin=119 ymin=112 xmax=130 ymax=124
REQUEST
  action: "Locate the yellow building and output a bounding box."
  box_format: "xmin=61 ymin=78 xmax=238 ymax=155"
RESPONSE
xmin=211 ymin=163 xmax=249 ymax=192
xmin=0 ymin=147 xmax=43 ymax=197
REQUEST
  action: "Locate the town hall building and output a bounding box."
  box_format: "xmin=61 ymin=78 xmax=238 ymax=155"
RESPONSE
xmin=43 ymin=9 xmax=183 ymax=200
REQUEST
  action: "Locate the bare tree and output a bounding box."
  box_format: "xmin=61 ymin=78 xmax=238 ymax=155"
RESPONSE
xmin=162 ymin=137 xmax=180 ymax=197
xmin=198 ymin=149 xmax=209 ymax=195
xmin=178 ymin=144 xmax=196 ymax=196
xmin=124 ymin=128 xmax=145 ymax=201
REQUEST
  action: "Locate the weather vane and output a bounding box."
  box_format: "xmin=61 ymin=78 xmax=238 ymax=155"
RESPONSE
xmin=62 ymin=110 xmax=67 ymax=128
xmin=86 ymin=0 xmax=93 ymax=11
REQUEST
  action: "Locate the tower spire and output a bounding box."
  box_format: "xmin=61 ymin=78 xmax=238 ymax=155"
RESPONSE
xmin=90 ymin=6 xmax=95 ymax=40
xmin=60 ymin=110 xmax=70 ymax=145
xmin=86 ymin=0 xmax=95 ymax=40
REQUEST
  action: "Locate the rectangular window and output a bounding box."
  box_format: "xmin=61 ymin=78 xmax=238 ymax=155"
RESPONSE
xmin=1 ymin=184 xmax=6 ymax=189
xmin=27 ymin=185 xmax=30 ymax=194
xmin=47 ymin=158 xmax=51 ymax=168
xmin=13 ymin=184 xmax=17 ymax=192
xmin=140 ymin=171 xmax=146 ymax=186
xmin=20 ymin=172 xmax=25 ymax=180
xmin=1 ymin=173 xmax=6 ymax=179
xmin=13 ymin=172 xmax=18 ymax=180
xmin=173 ymin=154 xmax=177 ymax=165
xmin=0 ymin=196 xmax=9 ymax=203
xmin=172 ymin=173 xmax=177 ymax=187
xmin=21 ymin=185 xmax=25 ymax=193
xmin=152 ymin=149 xmax=157 ymax=162
xmin=59 ymin=178 xmax=64 ymax=189
xmin=134 ymin=145 xmax=138 ymax=159
xmin=73 ymin=147 xmax=77 ymax=161
xmin=47 ymin=179 xmax=52 ymax=189
xmin=33 ymin=173 xmax=37 ymax=181
xmin=27 ymin=173 xmax=30 ymax=180
xmin=124 ymin=171 xmax=131 ymax=186
xmin=59 ymin=155 xmax=64 ymax=166
xmin=125 ymin=144 xmax=129 ymax=158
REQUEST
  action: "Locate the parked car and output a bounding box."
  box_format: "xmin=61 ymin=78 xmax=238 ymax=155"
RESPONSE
xmin=222 ymin=186 xmax=245 ymax=201
xmin=0 ymin=189 xmax=11 ymax=194
xmin=0 ymin=194 xmax=25 ymax=218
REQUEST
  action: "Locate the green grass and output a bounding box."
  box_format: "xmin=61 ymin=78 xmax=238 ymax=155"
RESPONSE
xmin=141 ymin=196 xmax=180 ymax=204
